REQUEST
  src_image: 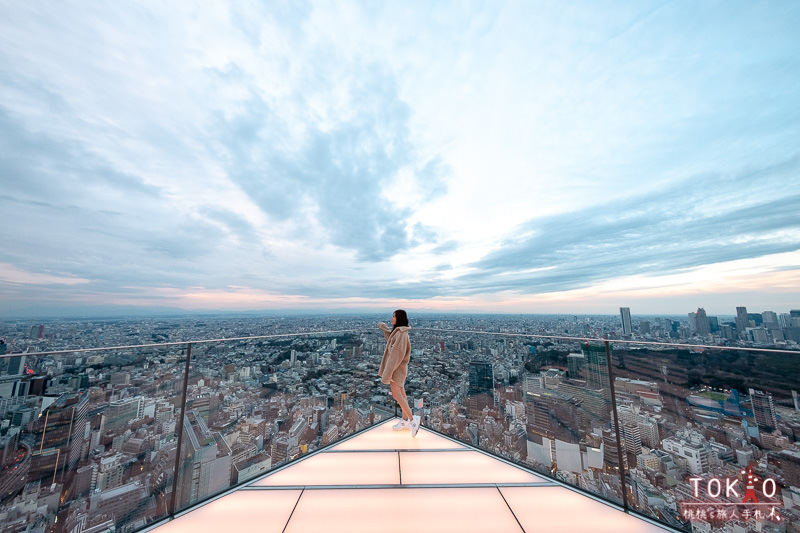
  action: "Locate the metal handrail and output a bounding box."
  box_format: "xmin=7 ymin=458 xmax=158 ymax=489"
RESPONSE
xmin=4 ymin=327 xmax=798 ymax=358
xmin=0 ymin=329 xmax=363 ymax=358
xmin=414 ymin=327 xmax=800 ymax=354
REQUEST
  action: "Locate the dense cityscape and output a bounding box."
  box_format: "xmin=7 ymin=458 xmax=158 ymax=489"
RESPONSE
xmin=0 ymin=307 xmax=799 ymax=533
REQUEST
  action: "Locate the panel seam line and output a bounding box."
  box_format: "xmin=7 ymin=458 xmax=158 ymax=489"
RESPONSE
xmin=281 ymin=487 xmax=304 ymax=533
xmin=496 ymin=486 xmax=526 ymax=533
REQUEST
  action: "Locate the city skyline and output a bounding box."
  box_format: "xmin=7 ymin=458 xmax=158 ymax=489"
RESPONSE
xmin=1 ymin=2 xmax=799 ymax=318
xmin=0 ymin=313 xmax=797 ymax=532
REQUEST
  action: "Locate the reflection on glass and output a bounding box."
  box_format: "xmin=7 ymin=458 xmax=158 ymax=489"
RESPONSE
xmin=173 ymin=331 xmax=389 ymax=512
xmin=2 ymin=315 xmax=797 ymax=533
xmin=407 ymin=327 xmax=798 ymax=532
xmin=0 ymin=345 xmax=185 ymax=532
xmin=614 ymin=345 xmax=798 ymax=531
xmin=409 ymin=331 xmax=624 ymax=506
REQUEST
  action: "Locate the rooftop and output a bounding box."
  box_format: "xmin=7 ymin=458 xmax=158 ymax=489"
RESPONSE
xmin=149 ymin=418 xmax=669 ymax=533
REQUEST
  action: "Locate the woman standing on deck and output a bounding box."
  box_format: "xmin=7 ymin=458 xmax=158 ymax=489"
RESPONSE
xmin=378 ymin=309 xmax=420 ymax=437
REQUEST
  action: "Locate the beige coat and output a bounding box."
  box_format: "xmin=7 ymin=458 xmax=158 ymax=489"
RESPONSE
xmin=378 ymin=324 xmax=411 ymax=385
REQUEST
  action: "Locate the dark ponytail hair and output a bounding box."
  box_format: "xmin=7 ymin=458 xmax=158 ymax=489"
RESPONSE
xmin=393 ymin=309 xmax=409 ymax=329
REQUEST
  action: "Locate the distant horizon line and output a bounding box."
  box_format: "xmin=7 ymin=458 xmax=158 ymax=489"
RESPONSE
xmin=0 ymin=307 xmax=774 ymax=322
xmin=3 ymin=302 xmax=798 ymax=322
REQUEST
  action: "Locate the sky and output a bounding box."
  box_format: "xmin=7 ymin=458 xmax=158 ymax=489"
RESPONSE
xmin=1 ymin=1 xmax=799 ymax=318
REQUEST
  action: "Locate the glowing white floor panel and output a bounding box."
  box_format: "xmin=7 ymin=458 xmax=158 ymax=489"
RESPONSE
xmin=400 ymin=450 xmax=545 ymax=485
xmin=283 ymin=487 xmax=523 ymax=533
xmin=152 ymin=490 xmax=301 ymax=533
xmin=500 ymin=486 xmax=666 ymax=532
xmin=149 ymin=420 xmax=670 ymax=533
xmin=254 ymin=451 xmax=401 ymax=486
xmin=329 ymin=418 xmax=467 ymax=451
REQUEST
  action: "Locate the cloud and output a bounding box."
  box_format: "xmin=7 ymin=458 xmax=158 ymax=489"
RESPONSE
xmin=0 ymin=104 xmax=257 ymax=292
xmin=0 ymin=108 xmax=161 ymax=206
xmin=0 ymin=263 xmax=89 ymax=285
xmin=1 ymin=2 xmax=798 ymax=317
xmin=457 ymin=156 xmax=800 ymax=295
xmin=210 ymin=48 xmax=448 ymax=261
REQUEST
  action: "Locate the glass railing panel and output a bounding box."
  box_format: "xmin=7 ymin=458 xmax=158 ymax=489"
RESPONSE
xmin=172 ymin=329 xmax=390 ymax=512
xmin=611 ymin=342 xmax=798 ymax=531
xmin=410 ymin=329 xmax=624 ymax=506
xmin=0 ymin=343 xmax=188 ymax=533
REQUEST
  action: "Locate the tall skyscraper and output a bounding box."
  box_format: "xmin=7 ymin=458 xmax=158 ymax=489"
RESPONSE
xmin=581 ymin=344 xmax=611 ymax=401
xmin=176 ymin=410 xmax=232 ymax=509
xmin=30 ymin=392 xmax=89 ymax=478
xmin=567 ymin=353 xmax=585 ymax=378
xmin=735 ymin=307 xmax=749 ymax=338
xmin=6 ymin=355 xmax=25 ymax=376
xmin=749 ymin=389 xmax=777 ymax=433
xmin=526 ymin=396 xmax=555 ymax=441
xmin=687 ymin=312 xmax=697 ymax=333
xmin=602 ymin=428 xmax=628 ymax=471
xmin=695 ymin=308 xmax=710 ymax=336
xmin=762 ymin=311 xmax=779 ymax=327
xmin=582 ymin=344 xmax=609 ymax=389
xmin=468 ymin=361 xmax=494 ymax=396
xmin=619 ymin=307 xmax=632 ymax=336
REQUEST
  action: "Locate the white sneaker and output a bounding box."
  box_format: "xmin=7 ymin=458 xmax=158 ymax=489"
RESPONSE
xmin=392 ymin=419 xmax=411 ymax=431
xmin=410 ymin=415 xmax=421 ymax=437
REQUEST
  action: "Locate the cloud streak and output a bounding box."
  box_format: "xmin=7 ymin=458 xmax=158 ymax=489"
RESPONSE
xmin=457 ymin=158 xmax=800 ymax=295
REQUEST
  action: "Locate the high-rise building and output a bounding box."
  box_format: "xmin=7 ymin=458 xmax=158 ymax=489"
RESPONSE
xmin=525 ymin=396 xmax=555 ymax=441
xmin=619 ymin=307 xmax=632 ymax=336
xmin=175 ymin=410 xmax=232 ymax=509
xmin=468 ymin=361 xmax=493 ymax=396
xmin=581 ymin=344 xmax=610 ymax=398
xmin=6 ymin=355 xmax=25 ymax=376
xmin=720 ymin=324 xmax=734 ymax=339
xmin=602 ymin=429 xmax=627 ymax=471
xmin=735 ymin=306 xmax=749 ymax=338
xmin=105 ymin=397 xmax=144 ymax=433
xmin=566 ymin=353 xmax=584 ymax=378
xmin=695 ymin=308 xmax=710 ymax=336
xmin=750 ymin=327 xmax=769 ymax=344
xmin=750 ymin=389 xmax=777 ymax=433
xmin=621 ymin=422 xmax=642 ymax=457
xmin=762 ymin=311 xmax=779 ymax=327
xmin=29 ymin=392 xmax=90 ymax=481
xmin=687 ymin=312 xmax=697 ymax=333
xmin=96 ymin=453 xmax=125 ymax=491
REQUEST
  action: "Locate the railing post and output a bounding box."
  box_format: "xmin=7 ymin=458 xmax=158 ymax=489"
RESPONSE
xmin=169 ymin=342 xmax=193 ymax=517
xmin=605 ymin=340 xmax=629 ymax=511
